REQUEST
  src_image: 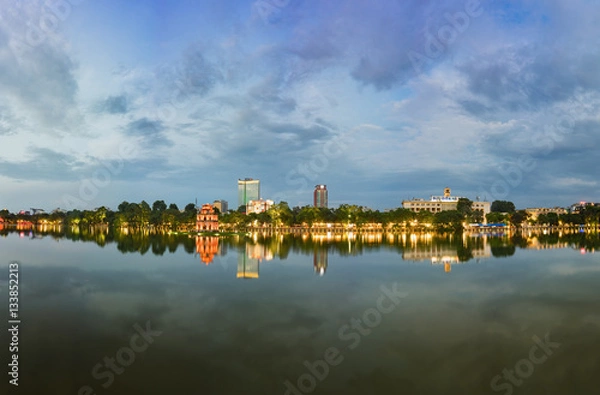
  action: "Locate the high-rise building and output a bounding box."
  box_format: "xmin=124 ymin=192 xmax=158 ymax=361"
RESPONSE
xmin=238 ymin=178 xmax=260 ymax=209
xmin=213 ymin=200 xmax=228 ymax=214
xmin=314 ymin=184 xmax=328 ymax=208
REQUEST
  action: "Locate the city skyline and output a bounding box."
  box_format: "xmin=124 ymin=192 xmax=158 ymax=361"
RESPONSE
xmin=0 ymin=1 xmax=599 ymax=212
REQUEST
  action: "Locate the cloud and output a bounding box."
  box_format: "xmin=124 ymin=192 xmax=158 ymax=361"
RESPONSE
xmin=1 ymin=0 xmax=599 ymax=210
xmin=124 ymin=118 xmax=173 ymax=148
xmin=0 ymin=147 xmax=84 ymax=181
xmin=102 ymin=95 xmax=128 ymax=114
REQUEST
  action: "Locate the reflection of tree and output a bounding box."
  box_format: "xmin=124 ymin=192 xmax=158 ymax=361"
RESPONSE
xmin=491 ymin=245 xmax=516 ymax=257
xmin=456 ymin=243 xmax=474 ymax=262
xmin=489 ymin=237 xmax=516 ymax=257
xmin=3 ymin=227 xmax=599 ymax=260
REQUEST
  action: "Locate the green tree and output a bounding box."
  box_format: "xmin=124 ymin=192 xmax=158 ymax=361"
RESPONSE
xmin=456 ymin=198 xmax=473 ymax=218
xmin=486 ymin=212 xmax=507 ymax=224
xmin=139 ymin=201 xmax=151 ymax=226
xmin=152 ymin=200 xmax=167 ymax=212
xmin=297 ymin=206 xmax=322 ymax=226
xmin=491 ymin=200 xmax=516 ymax=213
xmin=433 ymin=210 xmax=464 ymax=232
xmin=546 ymin=212 xmax=559 ymax=226
xmin=151 ymin=200 xmax=167 ymax=226
xmin=416 ymin=210 xmax=434 ymax=224
xmin=509 ymin=210 xmax=529 ymax=227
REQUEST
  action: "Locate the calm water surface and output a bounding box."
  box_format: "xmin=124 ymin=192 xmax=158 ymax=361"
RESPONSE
xmin=1 ymin=229 xmax=599 ymax=395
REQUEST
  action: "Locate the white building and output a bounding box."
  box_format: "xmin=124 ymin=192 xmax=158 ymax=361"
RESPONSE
xmin=402 ymin=187 xmax=491 ymax=217
xmin=246 ymin=199 xmax=274 ymax=214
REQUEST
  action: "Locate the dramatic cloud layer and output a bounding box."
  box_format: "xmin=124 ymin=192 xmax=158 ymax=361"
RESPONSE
xmin=0 ymin=0 xmax=598 ymax=211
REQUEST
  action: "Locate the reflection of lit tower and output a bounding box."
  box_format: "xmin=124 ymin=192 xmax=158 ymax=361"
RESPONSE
xmin=237 ymin=252 xmax=259 ymax=279
xmin=196 ymin=204 xmax=219 ymax=232
xmin=313 ymin=249 xmax=328 ymax=276
xmin=196 ymin=236 xmax=219 ymax=265
xmin=314 ymin=185 xmax=328 ymax=208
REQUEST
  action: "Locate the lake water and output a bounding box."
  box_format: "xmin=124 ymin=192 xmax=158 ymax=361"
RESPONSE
xmin=1 ymin=229 xmax=599 ymax=395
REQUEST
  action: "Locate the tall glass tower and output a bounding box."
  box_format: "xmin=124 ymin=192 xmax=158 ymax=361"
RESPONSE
xmin=238 ymin=178 xmax=260 ymax=209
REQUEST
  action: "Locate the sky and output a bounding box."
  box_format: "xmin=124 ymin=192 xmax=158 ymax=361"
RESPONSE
xmin=0 ymin=0 xmax=599 ymax=212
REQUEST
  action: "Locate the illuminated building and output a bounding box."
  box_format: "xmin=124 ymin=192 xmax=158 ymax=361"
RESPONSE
xmin=196 ymin=236 xmax=219 ymax=264
xmin=196 ymin=204 xmax=219 ymax=232
xmin=402 ymin=187 xmax=491 ymax=218
xmin=213 ymin=200 xmax=228 ymax=214
xmin=569 ymin=202 xmax=599 ymax=214
xmin=246 ymin=199 xmax=273 ymax=214
xmin=525 ymin=207 xmax=567 ymax=221
xmin=238 ymin=178 xmax=260 ymax=209
xmin=314 ymin=185 xmax=328 ymax=208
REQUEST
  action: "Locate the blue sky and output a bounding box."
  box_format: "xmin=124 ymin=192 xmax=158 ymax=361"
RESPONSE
xmin=0 ymin=0 xmax=598 ymax=212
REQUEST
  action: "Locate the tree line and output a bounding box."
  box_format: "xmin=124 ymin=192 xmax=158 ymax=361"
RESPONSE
xmin=1 ymin=199 xmax=598 ymax=232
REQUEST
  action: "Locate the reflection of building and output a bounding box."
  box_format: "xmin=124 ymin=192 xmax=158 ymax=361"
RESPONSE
xmin=313 ymin=249 xmax=328 ymax=276
xmin=236 ymin=243 xmax=273 ymax=279
xmin=402 ymin=187 xmax=491 ymax=218
xmin=196 ymin=236 xmax=219 ymax=264
xmin=525 ymin=207 xmax=567 ymax=221
xmin=238 ymin=178 xmax=260 ymax=209
xmin=314 ymin=185 xmax=328 ymax=208
xmin=213 ymin=200 xmax=228 ymax=214
xmin=196 ymin=204 xmax=219 ymax=232
xmin=402 ymin=235 xmax=491 ymax=271
xmin=237 ymin=253 xmax=259 ymax=279
xmin=246 ymin=243 xmax=273 ymax=261
xmin=246 ymin=199 xmax=273 ymax=214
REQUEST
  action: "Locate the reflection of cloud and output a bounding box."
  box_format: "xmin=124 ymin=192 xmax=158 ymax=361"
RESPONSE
xmin=549 ymin=265 xmax=600 ymax=276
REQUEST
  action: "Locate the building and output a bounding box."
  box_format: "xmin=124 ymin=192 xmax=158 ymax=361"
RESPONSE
xmin=525 ymin=207 xmax=568 ymax=221
xmin=213 ymin=200 xmax=228 ymax=214
xmin=569 ymin=202 xmax=599 ymax=214
xmin=238 ymin=178 xmax=260 ymax=209
xmin=196 ymin=204 xmax=219 ymax=232
xmin=314 ymin=185 xmax=328 ymax=208
xmin=402 ymin=187 xmax=491 ymax=218
xmin=246 ymin=199 xmax=274 ymax=214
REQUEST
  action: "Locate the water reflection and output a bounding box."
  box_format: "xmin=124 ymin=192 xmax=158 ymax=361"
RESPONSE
xmin=1 ymin=228 xmax=597 ymax=266
xmin=1 ymin=227 xmax=599 ymax=395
